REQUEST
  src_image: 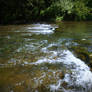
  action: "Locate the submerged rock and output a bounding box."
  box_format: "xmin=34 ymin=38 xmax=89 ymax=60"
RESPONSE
xmin=59 ymin=72 xmax=65 ymax=79
xmin=69 ymin=46 xmax=92 ymax=69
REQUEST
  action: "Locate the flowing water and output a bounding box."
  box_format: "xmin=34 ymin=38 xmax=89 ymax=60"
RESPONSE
xmin=0 ymin=22 xmax=92 ymax=92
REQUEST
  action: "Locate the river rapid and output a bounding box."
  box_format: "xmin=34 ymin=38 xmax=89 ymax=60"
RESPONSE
xmin=0 ymin=22 xmax=92 ymax=92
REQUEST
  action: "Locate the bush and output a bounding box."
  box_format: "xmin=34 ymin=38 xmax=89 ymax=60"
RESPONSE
xmin=0 ymin=0 xmax=92 ymax=24
xmin=73 ymin=1 xmax=89 ymax=20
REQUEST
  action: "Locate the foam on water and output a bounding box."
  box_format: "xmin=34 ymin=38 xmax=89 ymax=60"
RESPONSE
xmin=27 ymin=24 xmax=58 ymax=35
xmin=62 ymin=50 xmax=92 ymax=84
xmin=26 ymin=43 xmax=92 ymax=91
xmin=27 ymin=29 xmax=54 ymax=34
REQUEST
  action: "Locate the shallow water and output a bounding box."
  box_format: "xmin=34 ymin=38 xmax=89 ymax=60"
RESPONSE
xmin=0 ymin=22 xmax=92 ymax=92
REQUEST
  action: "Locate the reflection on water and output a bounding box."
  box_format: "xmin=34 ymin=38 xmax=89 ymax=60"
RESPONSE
xmin=0 ymin=22 xmax=92 ymax=92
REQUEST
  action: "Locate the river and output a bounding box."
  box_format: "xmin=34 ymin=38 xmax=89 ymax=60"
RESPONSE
xmin=0 ymin=22 xmax=92 ymax=92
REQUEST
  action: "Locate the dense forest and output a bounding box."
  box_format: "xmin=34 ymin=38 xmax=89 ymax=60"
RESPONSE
xmin=0 ymin=0 xmax=92 ymax=24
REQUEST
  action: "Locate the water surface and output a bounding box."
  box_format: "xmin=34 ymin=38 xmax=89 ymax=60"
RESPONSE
xmin=0 ymin=22 xmax=92 ymax=92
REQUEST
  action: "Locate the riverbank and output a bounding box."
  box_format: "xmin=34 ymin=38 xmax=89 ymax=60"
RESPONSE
xmin=0 ymin=0 xmax=92 ymax=25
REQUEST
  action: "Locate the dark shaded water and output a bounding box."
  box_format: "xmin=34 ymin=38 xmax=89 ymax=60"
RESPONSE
xmin=0 ymin=22 xmax=92 ymax=92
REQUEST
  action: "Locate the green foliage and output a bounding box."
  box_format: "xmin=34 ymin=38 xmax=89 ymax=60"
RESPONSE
xmin=73 ymin=1 xmax=89 ymax=20
xmin=39 ymin=0 xmax=73 ymax=21
xmin=58 ymin=0 xmax=73 ymax=14
xmin=0 ymin=0 xmax=92 ymax=24
xmin=56 ymin=16 xmax=64 ymax=21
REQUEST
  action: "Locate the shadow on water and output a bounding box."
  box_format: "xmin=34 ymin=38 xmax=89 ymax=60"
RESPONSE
xmin=0 ymin=22 xmax=92 ymax=92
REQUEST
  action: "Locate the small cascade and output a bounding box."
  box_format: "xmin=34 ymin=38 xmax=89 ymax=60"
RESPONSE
xmin=27 ymin=24 xmax=58 ymax=35
xmin=25 ymin=43 xmax=92 ymax=92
